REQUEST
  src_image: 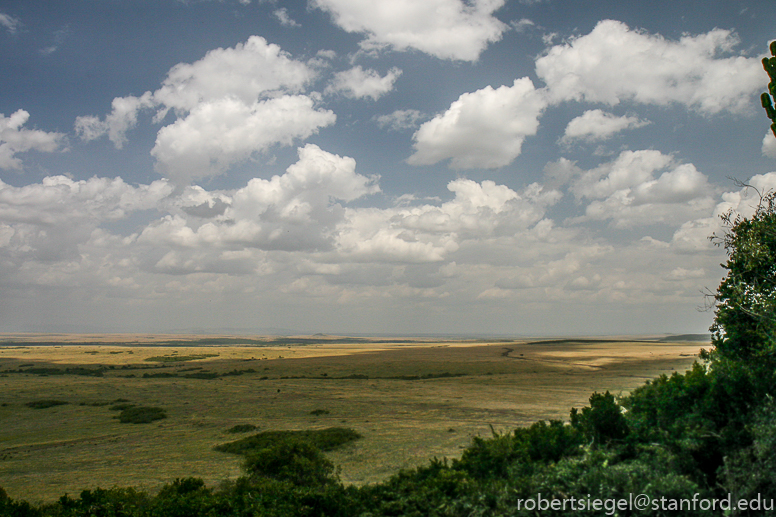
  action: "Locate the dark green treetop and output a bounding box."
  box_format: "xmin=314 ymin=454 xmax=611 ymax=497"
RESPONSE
xmin=761 ymin=41 xmax=776 ymax=138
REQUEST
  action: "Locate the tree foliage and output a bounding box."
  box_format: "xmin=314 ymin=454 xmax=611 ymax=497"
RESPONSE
xmin=709 ymin=188 xmax=776 ymax=365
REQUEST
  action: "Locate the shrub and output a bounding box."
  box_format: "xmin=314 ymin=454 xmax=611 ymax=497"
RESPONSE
xmin=25 ymin=400 xmax=68 ymax=409
xmin=226 ymin=424 xmax=258 ymax=434
xmin=570 ymin=391 xmax=629 ymax=446
xmin=118 ymin=406 xmax=166 ymax=424
xmin=244 ymin=441 xmax=337 ymax=486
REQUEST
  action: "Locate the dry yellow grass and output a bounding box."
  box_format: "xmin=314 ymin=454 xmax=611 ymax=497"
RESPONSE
xmin=0 ymin=335 xmax=704 ymax=503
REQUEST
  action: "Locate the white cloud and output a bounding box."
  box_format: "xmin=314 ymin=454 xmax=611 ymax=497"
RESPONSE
xmin=325 ymin=66 xmax=402 ymax=100
xmin=408 ymin=78 xmax=547 ymax=168
xmin=667 ymin=267 xmax=705 ymax=280
xmin=0 ymin=110 xmax=64 ymax=170
xmin=153 ymin=35 xmax=314 ymax=111
xmin=151 ymin=96 xmax=336 ymax=185
xmin=0 ymin=159 xmax=726 ymax=334
xmin=671 ymin=172 xmax=776 ymax=252
xmin=0 ymin=12 xmax=21 ymax=34
xmin=763 ymin=131 xmax=776 ymax=158
xmin=536 ymin=20 xmax=763 ymax=114
xmin=335 ymin=179 xmax=561 ymax=263
xmin=572 ymin=150 xmax=674 ymax=200
xmin=560 ymin=109 xmax=649 ymax=144
xmin=39 ymin=25 xmax=71 ymax=56
xmin=141 ymin=144 xmax=380 ymax=252
xmin=75 ymin=93 xmax=154 ymax=149
xmin=569 ymin=150 xmax=715 ymax=228
xmin=374 ymin=109 xmax=424 ymax=131
xmin=311 ymin=0 xmax=508 ymax=61
xmin=511 ymin=18 xmax=534 ymax=33
xmin=274 ymin=8 xmax=300 ymax=27
xmin=76 ymin=36 xmax=330 ymax=184
xmin=0 ymin=175 xmax=171 ymax=262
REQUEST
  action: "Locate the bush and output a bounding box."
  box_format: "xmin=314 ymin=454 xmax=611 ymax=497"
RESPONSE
xmin=244 ymin=441 xmax=337 ymax=486
xmin=226 ymin=424 xmax=258 ymax=434
xmin=118 ymin=406 xmax=167 ymax=424
xmin=570 ymin=391 xmax=629 ymax=446
xmin=25 ymin=400 xmax=68 ymax=409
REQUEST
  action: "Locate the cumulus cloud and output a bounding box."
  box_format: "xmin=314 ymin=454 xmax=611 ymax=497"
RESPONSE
xmin=325 ymin=66 xmax=402 ymax=100
xmin=536 ymin=20 xmax=763 ymax=114
xmin=75 ymin=93 xmax=154 ymax=149
xmin=374 ymin=109 xmax=424 ymax=131
xmin=141 ymin=144 xmax=380 ymax=252
xmin=0 ymin=110 xmax=64 ymax=170
xmin=560 ymin=109 xmax=649 ymax=144
xmin=0 ymin=151 xmax=728 ymax=333
xmin=568 ymin=150 xmax=715 ymax=228
xmin=408 ymin=78 xmax=547 ymax=168
xmin=311 ymin=0 xmax=508 ymax=61
xmin=335 ymin=179 xmax=561 ymax=263
xmin=153 ymin=36 xmax=314 ymax=111
xmin=0 ymin=175 xmax=172 ymax=262
xmin=671 ymin=172 xmax=776 ymax=252
xmin=151 ymin=96 xmax=335 ymax=185
xmin=76 ymin=36 xmax=331 ymax=185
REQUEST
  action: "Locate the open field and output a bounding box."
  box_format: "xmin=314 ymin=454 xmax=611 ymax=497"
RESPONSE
xmin=0 ymin=334 xmax=705 ymax=503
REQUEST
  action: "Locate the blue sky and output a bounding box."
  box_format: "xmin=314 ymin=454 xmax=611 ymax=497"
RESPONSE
xmin=0 ymin=0 xmax=775 ymax=335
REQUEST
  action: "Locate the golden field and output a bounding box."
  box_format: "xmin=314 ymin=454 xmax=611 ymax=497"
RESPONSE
xmin=0 ymin=334 xmax=703 ymax=502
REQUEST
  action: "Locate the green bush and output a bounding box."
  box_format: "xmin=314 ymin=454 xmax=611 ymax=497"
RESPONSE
xmin=118 ymin=406 xmax=167 ymax=424
xmin=25 ymin=399 xmax=68 ymax=409
xmin=244 ymin=441 xmax=337 ymax=486
xmin=226 ymin=424 xmax=258 ymax=434
xmin=570 ymin=391 xmax=629 ymax=446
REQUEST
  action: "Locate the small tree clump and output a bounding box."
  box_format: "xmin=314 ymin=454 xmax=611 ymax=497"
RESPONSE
xmin=118 ymin=406 xmax=167 ymax=424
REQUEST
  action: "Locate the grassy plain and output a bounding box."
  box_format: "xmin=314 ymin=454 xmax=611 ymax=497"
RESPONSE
xmin=0 ymin=334 xmax=704 ymax=502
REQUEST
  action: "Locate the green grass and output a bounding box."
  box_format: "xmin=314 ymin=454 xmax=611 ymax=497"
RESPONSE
xmin=109 ymin=403 xmax=136 ymax=411
xmin=214 ymin=427 xmax=362 ymax=455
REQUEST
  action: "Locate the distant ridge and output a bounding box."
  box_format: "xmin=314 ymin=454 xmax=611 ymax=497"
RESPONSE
xmin=658 ymin=334 xmax=710 ymax=342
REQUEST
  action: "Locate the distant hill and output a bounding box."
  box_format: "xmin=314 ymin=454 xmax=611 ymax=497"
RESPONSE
xmin=659 ymin=334 xmax=710 ymax=342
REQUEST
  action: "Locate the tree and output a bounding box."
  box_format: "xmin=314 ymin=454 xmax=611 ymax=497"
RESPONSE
xmin=570 ymin=391 xmax=629 ymax=446
xmin=709 ymin=189 xmax=776 ymax=363
xmin=706 ymin=41 xmax=776 ymax=367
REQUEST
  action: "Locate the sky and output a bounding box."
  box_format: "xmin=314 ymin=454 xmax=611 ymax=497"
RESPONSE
xmin=1 ymin=0 xmax=775 ymax=336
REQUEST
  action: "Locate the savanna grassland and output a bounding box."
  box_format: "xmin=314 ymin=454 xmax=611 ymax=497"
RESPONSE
xmin=0 ymin=334 xmax=703 ymax=503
